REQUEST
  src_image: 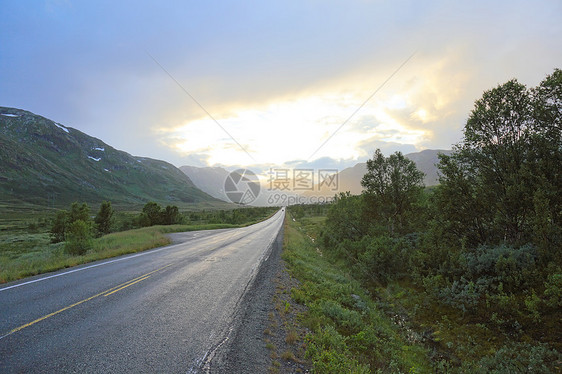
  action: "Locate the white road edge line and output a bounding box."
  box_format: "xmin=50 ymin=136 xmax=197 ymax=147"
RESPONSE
xmin=0 ymin=210 xmax=282 ymax=293
xmin=0 ymin=242 xmax=184 ymax=293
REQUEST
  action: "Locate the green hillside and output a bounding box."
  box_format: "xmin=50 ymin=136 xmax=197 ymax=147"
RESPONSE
xmin=0 ymin=107 xmax=221 ymax=209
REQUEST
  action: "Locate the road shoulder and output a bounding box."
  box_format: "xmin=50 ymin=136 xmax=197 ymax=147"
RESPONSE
xmin=211 ymin=221 xmax=310 ymax=373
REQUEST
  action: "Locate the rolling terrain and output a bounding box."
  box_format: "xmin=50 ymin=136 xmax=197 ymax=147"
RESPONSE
xmin=0 ymin=107 xmax=221 ymax=209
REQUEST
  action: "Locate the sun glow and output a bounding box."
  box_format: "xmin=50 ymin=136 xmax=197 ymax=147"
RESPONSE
xmin=158 ymin=89 xmax=432 ymax=167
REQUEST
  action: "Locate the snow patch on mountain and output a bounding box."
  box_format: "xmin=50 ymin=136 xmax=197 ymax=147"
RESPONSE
xmin=88 ymin=156 xmax=101 ymax=162
xmin=93 ymin=147 xmax=105 ymax=151
xmin=54 ymin=123 xmax=69 ymax=133
xmin=1 ymin=113 xmax=20 ymax=117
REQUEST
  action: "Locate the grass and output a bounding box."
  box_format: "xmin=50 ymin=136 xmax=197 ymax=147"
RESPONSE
xmin=287 ymin=208 xmax=562 ymax=372
xmin=282 ymin=212 xmax=432 ymax=373
xmin=0 ymin=216 xmax=273 ymax=284
xmin=285 ymin=329 xmax=298 ymax=345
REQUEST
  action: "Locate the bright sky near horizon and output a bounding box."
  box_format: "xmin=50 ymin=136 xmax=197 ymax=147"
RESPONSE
xmin=1 ymin=1 xmax=561 ymax=173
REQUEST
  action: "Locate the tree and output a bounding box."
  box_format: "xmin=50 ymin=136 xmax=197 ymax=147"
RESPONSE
xmin=321 ymin=192 xmax=365 ymax=250
xmin=361 ymin=150 xmax=424 ymax=235
xmin=529 ymin=69 xmax=562 ymax=263
xmin=142 ymin=202 xmax=162 ymax=226
xmin=69 ymin=202 xmax=90 ymax=224
xmin=460 ymin=79 xmax=535 ymax=243
xmin=64 ymin=220 xmax=93 ymax=255
xmin=137 ymin=212 xmax=151 ymax=227
xmin=95 ymin=201 xmax=114 ymax=237
xmin=50 ymin=202 xmax=92 ymax=243
xmin=162 ymin=205 xmax=180 ymax=225
xmin=438 ymin=71 xmax=561 ymax=249
xmin=50 ymin=210 xmax=68 ymax=243
xmin=433 ymin=152 xmax=495 ymax=248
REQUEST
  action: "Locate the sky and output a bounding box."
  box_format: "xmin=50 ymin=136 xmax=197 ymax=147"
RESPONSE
xmin=1 ymin=0 xmax=561 ymax=174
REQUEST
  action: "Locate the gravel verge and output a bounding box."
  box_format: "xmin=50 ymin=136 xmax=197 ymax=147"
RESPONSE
xmin=209 ymin=221 xmax=310 ymax=373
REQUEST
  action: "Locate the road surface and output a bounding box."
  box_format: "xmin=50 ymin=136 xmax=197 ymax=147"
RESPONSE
xmin=0 ymin=208 xmax=285 ymax=373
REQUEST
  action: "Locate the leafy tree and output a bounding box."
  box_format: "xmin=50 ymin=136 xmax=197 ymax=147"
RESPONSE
xmin=162 ymin=205 xmax=180 ymax=225
xmin=528 ymin=69 xmax=562 ymax=263
xmin=433 ymin=152 xmax=494 ymax=248
xmin=142 ymin=202 xmax=162 ymax=226
xmin=361 ymin=149 xmax=424 ymax=235
xmin=437 ymin=71 xmax=561 ymax=251
xmin=50 ymin=202 xmax=92 ymax=243
xmin=69 ymin=202 xmax=91 ymax=224
xmin=321 ymin=192 xmax=365 ymax=250
xmin=64 ymin=219 xmax=93 ymax=255
xmin=95 ymin=201 xmax=114 ymax=237
xmin=461 ymin=79 xmax=536 ymax=243
xmin=50 ymin=210 xmax=68 ymax=243
xmin=137 ymin=212 xmax=151 ymax=227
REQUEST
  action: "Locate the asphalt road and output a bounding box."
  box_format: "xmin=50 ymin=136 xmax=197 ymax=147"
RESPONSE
xmin=0 ymin=208 xmax=285 ymax=373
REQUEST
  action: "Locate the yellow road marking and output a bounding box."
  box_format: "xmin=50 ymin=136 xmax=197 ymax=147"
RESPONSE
xmin=1 ymin=264 xmax=172 ymax=339
xmin=103 ymin=275 xmax=151 ymax=297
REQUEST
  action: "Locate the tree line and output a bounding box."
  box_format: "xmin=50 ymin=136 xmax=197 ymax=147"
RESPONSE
xmin=320 ymin=69 xmax=561 ymax=367
xmin=50 ymin=201 xmax=181 ymax=255
xmin=50 ymin=201 xmax=277 ymax=256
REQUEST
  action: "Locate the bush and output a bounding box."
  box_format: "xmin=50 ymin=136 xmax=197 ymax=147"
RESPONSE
xmin=543 ymin=271 xmax=562 ymax=308
xmin=50 ymin=210 xmax=68 ymax=243
xmin=463 ymin=244 xmax=537 ymax=290
xmin=305 ymin=325 xmax=370 ymax=374
xmin=461 ymin=342 xmax=561 ymax=373
xmin=64 ymin=220 xmax=93 ymax=255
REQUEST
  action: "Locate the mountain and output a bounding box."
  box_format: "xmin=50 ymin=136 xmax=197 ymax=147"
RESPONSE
xmin=336 ymin=149 xmax=452 ymax=195
xmin=180 ymin=166 xmax=302 ymax=206
xmin=179 ymin=165 xmax=231 ymax=201
xmin=0 ymin=107 xmax=222 ymax=209
xmin=180 ymin=149 xmax=452 ymax=206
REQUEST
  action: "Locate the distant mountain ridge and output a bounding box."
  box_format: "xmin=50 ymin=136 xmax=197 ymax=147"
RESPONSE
xmin=180 ymin=149 xmax=452 ymax=204
xmin=0 ymin=107 xmax=220 ymax=208
xmin=179 ymin=165 xmax=231 ymax=201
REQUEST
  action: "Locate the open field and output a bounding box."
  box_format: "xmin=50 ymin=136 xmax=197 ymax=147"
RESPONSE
xmin=0 ymin=206 xmax=277 ymax=283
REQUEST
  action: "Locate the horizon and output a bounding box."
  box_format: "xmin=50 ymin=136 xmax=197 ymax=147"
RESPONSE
xmin=1 ymin=1 xmax=560 ymax=173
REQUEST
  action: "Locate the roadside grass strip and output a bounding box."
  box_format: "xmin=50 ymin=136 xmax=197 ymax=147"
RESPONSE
xmin=282 ymin=214 xmax=432 ymax=373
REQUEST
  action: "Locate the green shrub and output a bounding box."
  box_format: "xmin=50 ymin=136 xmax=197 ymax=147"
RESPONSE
xmin=461 ymin=342 xmax=561 ymax=373
xmin=50 ymin=210 xmax=68 ymax=243
xmin=305 ymin=325 xmax=370 ymax=374
xmin=543 ymin=271 xmax=562 ymax=308
xmin=64 ymin=220 xmax=93 ymax=255
xmin=319 ymin=299 xmax=364 ymax=335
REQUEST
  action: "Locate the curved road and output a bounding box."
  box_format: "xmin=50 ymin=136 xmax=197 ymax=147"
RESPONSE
xmin=0 ymin=208 xmax=285 ymax=373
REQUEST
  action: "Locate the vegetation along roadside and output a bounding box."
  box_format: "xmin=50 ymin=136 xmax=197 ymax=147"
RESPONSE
xmin=281 ymin=70 xmax=561 ymax=373
xmin=0 ymin=202 xmax=277 ymax=283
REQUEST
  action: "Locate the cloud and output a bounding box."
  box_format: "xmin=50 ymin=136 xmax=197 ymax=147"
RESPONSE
xmin=0 ymin=1 xmax=560 ymax=170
